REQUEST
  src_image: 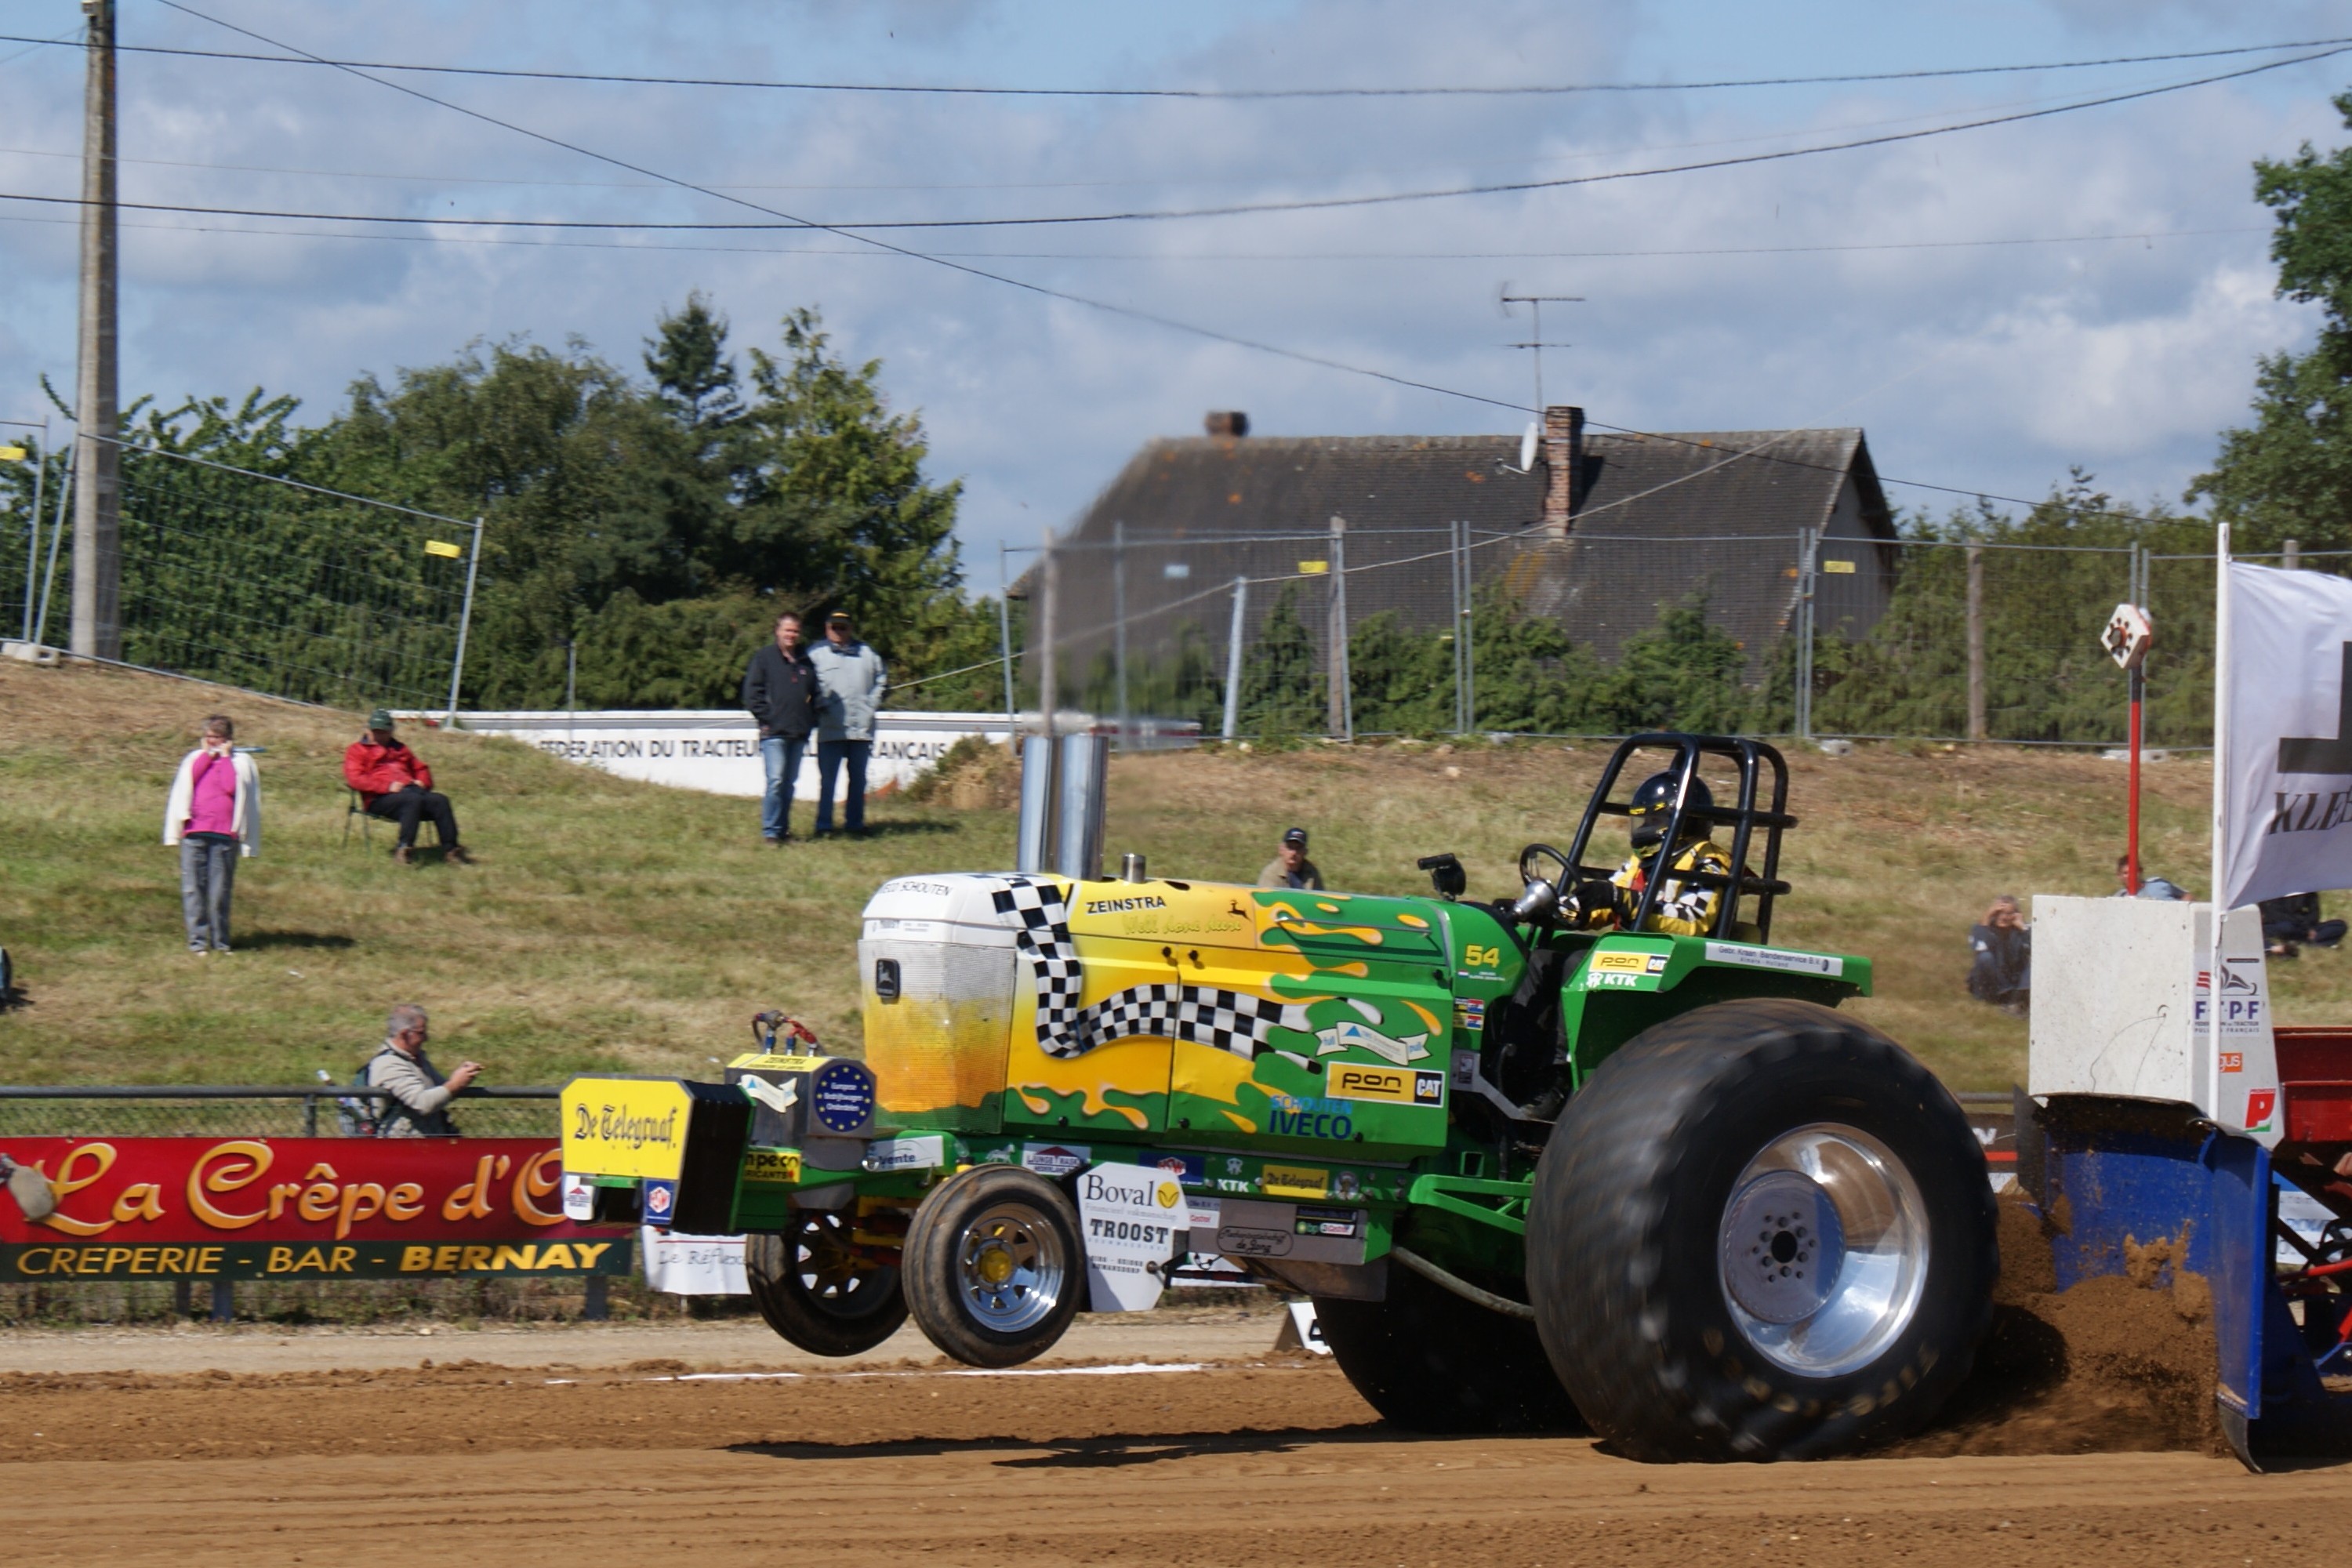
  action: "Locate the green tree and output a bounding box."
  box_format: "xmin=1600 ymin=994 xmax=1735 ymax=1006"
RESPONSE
xmin=2193 ymin=89 xmax=2352 ymax=551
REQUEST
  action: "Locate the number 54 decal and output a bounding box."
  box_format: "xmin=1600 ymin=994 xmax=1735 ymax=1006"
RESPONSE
xmin=1461 ymin=945 xmax=1502 ymax=969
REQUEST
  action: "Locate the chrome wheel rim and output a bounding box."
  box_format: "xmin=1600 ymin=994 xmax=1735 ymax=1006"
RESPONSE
xmin=792 ymin=1213 xmax=893 ymax=1319
xmin=954 ymin=1201 xmax=1065 ymax=1334
xmin=1716 ymin=1123 xmax=1929 ymax=1378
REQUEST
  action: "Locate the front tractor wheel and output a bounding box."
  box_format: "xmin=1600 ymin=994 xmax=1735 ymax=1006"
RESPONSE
xmin=1527 ymin=999 xmax=1995 ymax=1461
xmin=902 ymin=1165 xmax=1085 ymax=1368
xmin=744 ymin=1210 xmax=909 ymax=1356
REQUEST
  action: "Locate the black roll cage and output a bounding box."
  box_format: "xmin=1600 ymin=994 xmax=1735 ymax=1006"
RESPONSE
xmin=1559 ymin=732 xmax=1797 ymax=942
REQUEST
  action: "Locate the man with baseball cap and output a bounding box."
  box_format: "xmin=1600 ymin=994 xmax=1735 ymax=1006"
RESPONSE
xmin=1257 ymin=826 xmax=1323 ymax=891
xmin=343 ymin=708 xmax=471 ymax=866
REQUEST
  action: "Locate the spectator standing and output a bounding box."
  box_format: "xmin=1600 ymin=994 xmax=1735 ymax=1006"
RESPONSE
xmin=808 ymin=611 xmax=887 ymax=837
xmin=366 ymin=1004 xmax=481 ymax=1137
xmin=162 ymin=713 xmax=260 ymax=954
xmin=1257 ymin=827 xmax=1324 ymax=891
xmin=742 ymin=612 xmax=820 ymax=845
xmin=2259 ymin=892 xmax=2347 ymax=959
xmin=1968 ymin=895 xmax=2031 ymax=1016
xmin=344 ymin=709 xmax=472 ymax=866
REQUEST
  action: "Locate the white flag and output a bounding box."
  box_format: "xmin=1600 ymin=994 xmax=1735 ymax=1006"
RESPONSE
xmin=2218 ymin=561 xmax=2352 ymax=909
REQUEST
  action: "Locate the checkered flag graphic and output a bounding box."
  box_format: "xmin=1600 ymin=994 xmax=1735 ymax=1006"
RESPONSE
xmin=989 ymin=876 xmax=1307 ymax=1061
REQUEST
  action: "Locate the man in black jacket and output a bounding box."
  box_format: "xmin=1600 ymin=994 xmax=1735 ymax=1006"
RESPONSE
xmin=742 ymin=612 xmax=820 ymax=844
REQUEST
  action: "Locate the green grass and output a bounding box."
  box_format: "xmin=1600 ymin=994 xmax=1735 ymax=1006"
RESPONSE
xmin=4 ymin=659 xmax=2347 ymax=1093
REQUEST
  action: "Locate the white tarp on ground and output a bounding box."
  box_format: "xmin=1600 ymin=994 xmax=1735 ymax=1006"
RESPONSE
xmin=640 ymin=1228 xmax=749 ymax=1295
xmin=431 ymin=710 xmax=1016 ymax=800
xmin=2218 ymin=561 xmax=2352 ymax=910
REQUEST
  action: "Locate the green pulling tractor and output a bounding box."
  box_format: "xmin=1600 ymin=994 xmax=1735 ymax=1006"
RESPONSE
xmin=561 ymin=733 xmax=1996 ymax=1461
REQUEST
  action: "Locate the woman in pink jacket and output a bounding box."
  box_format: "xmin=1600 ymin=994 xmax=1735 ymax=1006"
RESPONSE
xmin=163 ymin=714 xmax=261 ymax=954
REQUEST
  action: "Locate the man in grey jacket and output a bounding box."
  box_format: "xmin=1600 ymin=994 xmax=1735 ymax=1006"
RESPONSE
xmin=366 ymin=1003 xmax=481 ymax=1137
xmin=808 ymin=610 xmax=887 ymax=837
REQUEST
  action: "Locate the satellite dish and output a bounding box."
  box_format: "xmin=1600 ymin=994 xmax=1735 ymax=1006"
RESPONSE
xmin=1519 ymin=422 xmax=1540 ymax=473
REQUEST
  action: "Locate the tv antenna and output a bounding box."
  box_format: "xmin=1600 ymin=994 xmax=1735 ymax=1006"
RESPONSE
xmin=1499 ymin=292 xmax=1583 ymax=414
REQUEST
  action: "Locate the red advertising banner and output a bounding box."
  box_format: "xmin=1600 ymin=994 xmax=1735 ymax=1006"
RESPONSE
xmin=0 ymin=1138 xmax=631 ymax=1281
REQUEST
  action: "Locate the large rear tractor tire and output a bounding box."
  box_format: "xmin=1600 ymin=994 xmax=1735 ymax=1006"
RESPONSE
xmin=1314 ymin=1260 xmax=1586 ymax=1433
xmin=743 ymin=1210 xmax=908 ymax=1356
xmin=1528 ymin=998 xmax=1994 ymax=1461
xmin=902 ymin=1165 xmax=1085 ymax=1368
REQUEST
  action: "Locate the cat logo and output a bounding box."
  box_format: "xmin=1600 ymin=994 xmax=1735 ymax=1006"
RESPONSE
xmin=1328 ymin=1065 xmax=1446 ymax=1106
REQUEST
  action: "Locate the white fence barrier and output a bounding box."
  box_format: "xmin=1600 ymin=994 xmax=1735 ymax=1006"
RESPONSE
xmin=427 ymin=710 xmax=1016 ymax=800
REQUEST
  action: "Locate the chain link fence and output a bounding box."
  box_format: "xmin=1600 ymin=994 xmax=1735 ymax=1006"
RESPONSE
xmin=1012 ymin=517 xmax=2352 ymax=749
xmin=0 ymin=1086 xmax=559 ymax=1139
xmin=1 ymin=435 xmax=480 ymax=713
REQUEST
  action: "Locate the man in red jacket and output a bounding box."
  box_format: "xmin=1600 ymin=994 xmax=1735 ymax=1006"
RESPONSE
xmin=344 ymin=709 xmax=472 ymax=866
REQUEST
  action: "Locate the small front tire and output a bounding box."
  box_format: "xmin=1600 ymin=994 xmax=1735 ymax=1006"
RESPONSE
xmin=743 ymin=1210 xmax=909 ymax=1356
xmin=902 ymin=1165 xmax=1085 ymax=1368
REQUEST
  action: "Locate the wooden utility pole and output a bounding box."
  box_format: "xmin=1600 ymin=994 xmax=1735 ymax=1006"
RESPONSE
xmin=72 ymin=0 xmax=121 ymax=660
xmin=1965 ymin=544 xmax=1986 ymax=742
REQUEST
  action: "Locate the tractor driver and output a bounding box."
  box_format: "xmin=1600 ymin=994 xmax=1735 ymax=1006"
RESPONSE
xmin=1583 ymin=771 xmax=1733 ymax=938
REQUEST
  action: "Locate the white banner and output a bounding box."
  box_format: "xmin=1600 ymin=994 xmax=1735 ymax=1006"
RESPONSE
xmin=639 ymin=1227 xmax=750 ymax=1295
xmin=1075 ymin=1163 xmax=1185 ymax=1312
xmin=2219 ymin=561 xmax=2352 ymax=910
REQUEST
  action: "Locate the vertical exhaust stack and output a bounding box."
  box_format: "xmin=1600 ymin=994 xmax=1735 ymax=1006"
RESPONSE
xmin=1015 ymin=735 xmax=1057 ymax=873
xmin=1054 ymin=733 xmax=1109 ymax=883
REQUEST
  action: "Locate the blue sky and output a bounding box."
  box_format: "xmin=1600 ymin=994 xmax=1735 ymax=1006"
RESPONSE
xmin=3 ymin=0 xmax=2350 ymax=589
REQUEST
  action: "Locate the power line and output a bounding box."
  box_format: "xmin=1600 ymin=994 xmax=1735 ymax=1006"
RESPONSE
xmin=2 ymin=27 xmax=2346 ymax=100
xmin=0 ymin=206 xmax=2270 ymax=261
xmin=5 ymin=42 xmax=2335 ymax=234
xmin=147 ymin=0 xmax=1530 ymax=417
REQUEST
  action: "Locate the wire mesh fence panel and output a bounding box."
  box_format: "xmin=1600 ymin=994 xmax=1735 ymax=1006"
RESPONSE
xmin=114 ymin=454 xmax=472 ymax=711
xmin=0 ymin=1090 xmax=559 ymax=1139
xmin=1025 ymin=524 xmax=2236 ymax=746
xmin=1806 ymin=538 xmax=2140 ymax=744
xmin=1030 ymin=524 xmax=1814 ymax=741
xmin=0 ymin=445 xmax=65 ymax=647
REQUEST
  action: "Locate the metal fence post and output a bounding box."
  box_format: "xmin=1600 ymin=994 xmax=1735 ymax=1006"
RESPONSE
xmin=583 ymin=1273 xmax=610 ymax=1322
xmin=444 ymin=514 xmax=485 ymax=726
xmin=1221 ymin=575 xmax=1247 ymax=742
xmin=1327 ymin=515 xmax=1352 ymax=742
xmin=1795 ymin=528 xmax=1817 ymax=741
xmin=1450 ymin=520 xmax=1467 ymax=735
xmin=997 ymin=543 xmax=1017 ymax=731
xmin=1038 ymin=528 xmax=1058 ymax=737
xmin=1462 ymin=524 xmax=1476 ymax=733
xmin=17 ymin=416 xmax=44 ymax=641
xmin=209 ymin=1279 xmax=233 ymax=1322
xmin=1965 ymin=542 xmax=1987 ymax=742
xmin=2285 ymin=537 xmax=2302 ymax=572
xmin=1112 ymin=519 xmax=1129 ymax=750
xmin=31 ymin=443 xmax=71 ymax=649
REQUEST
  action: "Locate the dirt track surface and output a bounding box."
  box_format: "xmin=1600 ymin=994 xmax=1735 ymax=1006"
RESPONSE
xmin=0 ymin=1342 xmax=2344 ymax=1566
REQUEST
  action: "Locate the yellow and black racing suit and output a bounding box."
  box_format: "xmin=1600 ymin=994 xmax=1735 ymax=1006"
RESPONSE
xmin=1606 ymin=835 xmax=1733 ymax=937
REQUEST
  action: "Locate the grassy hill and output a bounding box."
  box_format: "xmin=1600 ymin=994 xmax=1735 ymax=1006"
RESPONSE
xmin=2 ymin=657 xmax=2343 ymax=1092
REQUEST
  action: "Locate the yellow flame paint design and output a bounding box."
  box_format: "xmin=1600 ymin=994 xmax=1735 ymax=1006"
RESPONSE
xmin=1400 ymin=998 xmax=1443 ymax=1034
xmin=1221 ymin=1109 xmax=1258 ymax=1133
xmin=1290 ymin=922 xmax=1386 ymax=944
xmin=1395 ymin=913 xmax=1429 ymax=929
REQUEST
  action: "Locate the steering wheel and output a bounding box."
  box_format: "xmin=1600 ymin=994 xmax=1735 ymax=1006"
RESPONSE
xmin=1515 ymin=842 xmax=1617 ymax=929
xmin=1518 ymin=842 xmax=1573 ymax=891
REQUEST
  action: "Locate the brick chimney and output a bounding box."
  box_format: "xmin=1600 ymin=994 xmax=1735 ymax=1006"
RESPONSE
xmin=1541 ymin=405 xmax=1584 ymax=537
xmin=1204 ymin=410 xmax=1250 ymax=437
